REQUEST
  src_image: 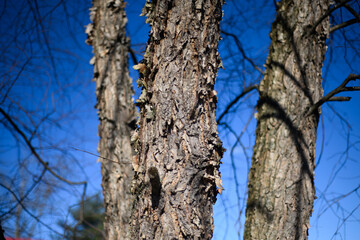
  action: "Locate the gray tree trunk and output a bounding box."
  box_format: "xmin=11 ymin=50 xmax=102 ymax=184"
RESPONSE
xmin=86 ymin=0 xmax=136 ymax=239
xmin=244 ymin=1 xmax=330 ymax=239
xmin=129 ymin=1 xmax=224 ymax=239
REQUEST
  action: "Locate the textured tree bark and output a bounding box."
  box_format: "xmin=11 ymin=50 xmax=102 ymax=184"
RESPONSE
xmin=129 ymin=1 xmax=224 ymax=239
xmin=244 ymin=1 xmax=330 ymax=239
xmin=86 ymin=0 xmax=136 ymax=239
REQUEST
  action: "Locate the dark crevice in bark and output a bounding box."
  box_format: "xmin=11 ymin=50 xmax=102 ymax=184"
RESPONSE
xmin=149 ymin=167 xmax=161 ymax=209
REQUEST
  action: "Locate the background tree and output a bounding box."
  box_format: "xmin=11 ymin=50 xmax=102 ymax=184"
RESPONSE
xmin=244 ymin=0 xmax=331 ymax=239
xmin=86 ymin=0 xmax=137 ymax=239
xmin=208 ymin=0 xmax=360 ymax=238
xmin=57 ymin=194 xmax=105 ymax=240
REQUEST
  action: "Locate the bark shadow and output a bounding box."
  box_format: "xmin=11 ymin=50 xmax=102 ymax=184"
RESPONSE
xmin=250 ymin=12 xmax=322 ymax=237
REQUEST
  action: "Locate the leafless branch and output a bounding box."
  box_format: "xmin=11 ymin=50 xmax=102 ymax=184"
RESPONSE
xmin=71 ymin=147 xmax=131 ymax=165
xmin=330 ymin=203 xmax=360 ymax=240
xmin=327 ymin=104 xmax=352 ymax=129
xmin=71 ymin=184 xmax=87 ymax=240
xmin=26 ymin=0 xmax=60 ymax=83
xmin=83 ymin=219 xmax=106 ymax=239
xmin=336 ymin=0 xmax=360 ymax=20
xmin=0 ymin=183 xmax=62 ymax=236
xmin=129 ymin=47 xmax=139 ymax=65
xmin=0 ymin=168 xmax=46 ymax=219
xmin=61 ymin=194 xmax=105 ymax=239
xmin=220 ymin=109 xmax=254 ymax=239
xmin=319 ymin=185 xmax=360 ymax=217
xmin=327 ymin=96 xmax=352 ymax=101
xmin=308 ymin=0 xmax=352 ymax=35
xmin=330 ymin=18 xmax=360 ymax=33
xmin=0 ymin=107 xmax=86 ymax=186
xmin=0 ymin=57 xmax=31 ymax=105
xmin=221 ymin=30 xmax=265 ymax=75
xmin=217 ymin=85 xmax=258 ymax=124
xmin=307 ymin=74 xmax=360 ymax=116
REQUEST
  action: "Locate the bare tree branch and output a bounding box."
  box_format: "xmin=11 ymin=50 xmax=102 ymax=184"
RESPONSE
xmin=220 ymin=109 xmax=254 ymax=239
xmin=221 ymin=30 xmax=265 ymax=75
xmin=330 ymin=18 xmax=360 ymax=33
xmin=60 ymin=194 xmax=105 ymax=239
xmin=327 ymin=96 xmax=352 ymax=101
xmin=83 ymin=219 xmax=106 ymax=239
xmin=129 ymin=47 xmax=139 ymax=65
xmin=307 ymin=0 xmax=352 ymax=35
xmin=0 ymin=183 xmax=62 ymax=236
xmin=71 ymin=147 xmax=131 ymax=165
xmin=327 ymin=104 xmax=352 ymax=129
xmin=0 ymin=107 xmax=86 ymax=186
xmin=0 ymin=168 xmax=46 ymax=219
xmin=26 ymin=0 xmax=61 ymax=83
xmin=307 ymin=74 xmax=360 ymax=116
xmin=331 ymin=203 xmax=360 ymax=240
xmin=0 ymin=57 xmax=31 ymax=105
xmin=217 ymin=85 xmax=258 ymax=124
xmin=336 ymin=0 xmax=360 ymax=20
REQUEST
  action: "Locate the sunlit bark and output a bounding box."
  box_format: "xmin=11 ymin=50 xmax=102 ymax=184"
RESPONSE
xmin=129 ymin=1 xmax=224 ymax=239
xmin=87 ymin=0 xmax=136 ymax=239
xmin=244 ymin=0 xmax=330 ymax=239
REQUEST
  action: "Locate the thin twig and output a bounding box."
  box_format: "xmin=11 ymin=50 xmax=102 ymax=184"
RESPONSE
xmin=327 ymin=96 xmax=351 ymax=101
xmin=71 ymin=147 xmax=131 ymax=165
xmin=307 ymin=0 xmax=352 ymax=35
xmin=0 ymin=107 xmax=89 ymax=238
xmin=0 ymin=183 xmax=63 ymax=236
xmin=221 ymin=30 xmax=265 ymax=75
xmin=307 ymin=74 xmax=360 ymax=116
xmin=217 ymin=85 xmax=258 ymax=124
xmin=83 ymin=219 xmax=106 ymax=239
xmin=129 ymin=47 xmax=139 ymax=65
xmin=338 ymin=0 xmax=360 ymax=20
xmin=0 ymin=57 xmax=31 ymax=105
xmin=72 ymin=183 xmax=88 ymax=239
xmin=330 ymin=18 xmax=360 ymax=33
xmin=0 ymin=168 xmax=47 ymax=219
xmin=0 ymin=107 xmax=86 ymax=186
xmin=27 ymin=0 xmax=59 ymax=83
xmin=330 ymin=203 xmax=360 ymax=240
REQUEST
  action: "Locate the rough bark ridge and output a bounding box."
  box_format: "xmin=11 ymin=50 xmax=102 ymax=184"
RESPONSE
xmin=244 ymin=0 xmax=329 ymax=239
xmin=86 ymin=0 xmax=136 ymax=239
xmin=130 ymin=0 xmax=224 ymax=239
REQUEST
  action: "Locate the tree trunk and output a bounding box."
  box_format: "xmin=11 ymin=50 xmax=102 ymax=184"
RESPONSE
xmin=244 ymin=0 xmax=330 ymax=239
xmin=86 ymin=0 xmax=136 ymax=239
xmin=129 ymin=1 xmax=224 ymax=239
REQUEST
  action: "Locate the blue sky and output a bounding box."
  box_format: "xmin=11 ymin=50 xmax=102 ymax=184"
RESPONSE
xmin=0 ymin=0 xmax=359 ymax=239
